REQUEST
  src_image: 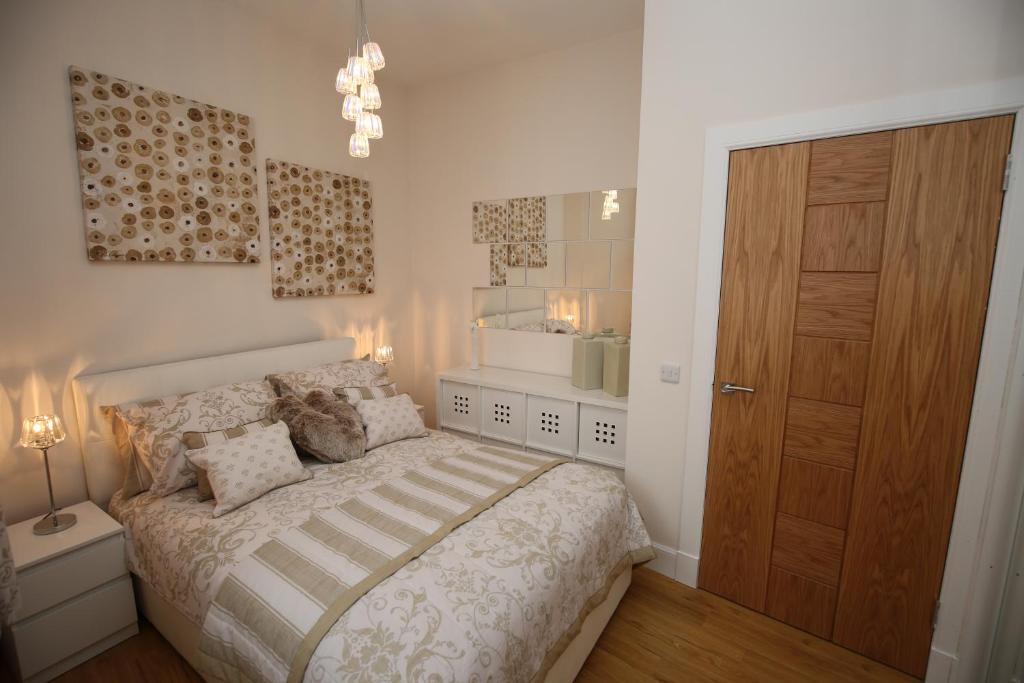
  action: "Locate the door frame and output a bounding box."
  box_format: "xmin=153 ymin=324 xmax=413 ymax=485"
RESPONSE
xmin=679 ymin=78 xmax=1024 ymax=682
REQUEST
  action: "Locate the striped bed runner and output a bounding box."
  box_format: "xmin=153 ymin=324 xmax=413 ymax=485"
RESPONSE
xmin=198 ymin=445 xmax=567 ymax=683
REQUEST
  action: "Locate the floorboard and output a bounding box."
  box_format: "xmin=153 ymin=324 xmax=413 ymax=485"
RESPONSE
xmin=30 ymin=567 xmax=914 ymax=682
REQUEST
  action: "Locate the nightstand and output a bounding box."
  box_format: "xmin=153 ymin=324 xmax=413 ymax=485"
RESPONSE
xmin=1 ymin=501 xmax=138 ymax=683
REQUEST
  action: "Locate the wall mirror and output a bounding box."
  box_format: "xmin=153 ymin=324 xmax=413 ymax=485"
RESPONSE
xmin=471 ymin=188 xmax=635 ymax=336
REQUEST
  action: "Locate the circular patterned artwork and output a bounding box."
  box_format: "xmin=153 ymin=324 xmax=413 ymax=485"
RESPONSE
xmin=68 ymin=66 xmax=259 ymax=263
xmin=266 ymin=159 xmax=375 ymax=298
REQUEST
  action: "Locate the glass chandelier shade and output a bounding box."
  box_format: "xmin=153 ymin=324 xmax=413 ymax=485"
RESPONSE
xmin=349 ymin=132 xmax=370 ymax=158
xmin=356 ymin=111 xmax=373 ymax=136
xmin=363 ymin=42 xmax=385 ymax=70
xmin=367 ymin=113 xmax=383 ymax=139
xmin=342 ymin=93 xmax=363 ymax=121
xmin=335 ymin=67 xmax=357 ymax=95
xmin=360 ymin=83 xmax=381 ymax=110
xmin=346 ymin=55 xmax=372 ymax=86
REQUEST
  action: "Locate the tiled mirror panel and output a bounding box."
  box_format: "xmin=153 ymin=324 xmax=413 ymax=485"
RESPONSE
xmin=472 ymin=189 xmax=635 ymax=336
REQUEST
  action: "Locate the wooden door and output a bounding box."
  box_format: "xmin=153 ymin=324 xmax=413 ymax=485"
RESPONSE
xmin=698 ymin=142 xmax=809 ymax=609
xmin=833 ymin=116 xmax=1015 ymax=677
xmin=699 ymin=116 xmax=1013 ymax=677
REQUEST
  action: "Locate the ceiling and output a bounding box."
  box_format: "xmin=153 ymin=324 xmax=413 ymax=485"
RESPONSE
xmin=232 ymin=0 xmax=644 ymax=84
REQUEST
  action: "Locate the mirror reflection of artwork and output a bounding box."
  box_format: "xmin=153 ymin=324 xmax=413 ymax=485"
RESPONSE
xmin=69 ymin=66 xmax=259 ymax=262
xmin=266 ymin=159 xmax=374 ymax=297
xmin=472 ymin=188 xmax=635 ymax=336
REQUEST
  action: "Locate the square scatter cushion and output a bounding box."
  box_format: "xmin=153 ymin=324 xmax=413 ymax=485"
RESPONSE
xmin=267 ymin=358 xmax=390 ymax=397
xmin=333 ymin=382 xmax=398 ymax=405
xmin=269 ymin=390 xmax=366 ymax=463
xmin=356 ymin=394 xmax=428 ymax=450
xmin=182 ymin=418 xmax=274 ymax=501
xmin=185 ymin=421 xmax=311 ymax=517
xmin=108 ymin=379 xmax=277 ymax=497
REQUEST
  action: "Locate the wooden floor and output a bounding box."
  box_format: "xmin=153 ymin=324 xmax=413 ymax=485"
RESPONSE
xmin=32 ymin=567 xmax=914 ymax=683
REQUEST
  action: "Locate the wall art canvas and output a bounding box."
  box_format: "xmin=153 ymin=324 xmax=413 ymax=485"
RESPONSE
xmin=69 ymin=66 xmax=259 ymax=263
xmin=266 ymin=159 xmax=375 ymax=298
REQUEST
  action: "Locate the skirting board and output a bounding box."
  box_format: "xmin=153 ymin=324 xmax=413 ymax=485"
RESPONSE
xmin=647 ymin=543 xmax=699 ymax=586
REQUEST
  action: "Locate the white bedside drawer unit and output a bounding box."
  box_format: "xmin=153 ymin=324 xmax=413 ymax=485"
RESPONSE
xmin=15 ymin=534 xmax=126 ymax=619
xmin=526 ymin=395 xmax=577 ymax=457
xmin=481 ymin=387 xmax=525 ymax=445
xmin=2 ymin=500 xmax=138 ymax=683
xmin=440 ymin=381 xmax=480 ymax=435
xmin=578 ymin=404 xmax=628 ymax=468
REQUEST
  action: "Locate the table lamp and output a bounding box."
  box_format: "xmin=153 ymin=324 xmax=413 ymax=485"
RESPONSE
xmin=19 ymin=414 xmax=76 ymax=535
xmin=374 ymin=344 xmax=394 ymax=367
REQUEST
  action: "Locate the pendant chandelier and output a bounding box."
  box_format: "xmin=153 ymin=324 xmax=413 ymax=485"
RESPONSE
xmin=335 ymin=0 xmax=384 ymax=158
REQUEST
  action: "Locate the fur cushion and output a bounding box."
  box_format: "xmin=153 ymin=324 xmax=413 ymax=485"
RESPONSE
xmin=269 ymin=390 xmax=366 ymax=463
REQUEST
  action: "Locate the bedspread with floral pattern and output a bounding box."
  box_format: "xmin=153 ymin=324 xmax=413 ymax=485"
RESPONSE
xmin=110 ymin=430 xmax=653 ymax=682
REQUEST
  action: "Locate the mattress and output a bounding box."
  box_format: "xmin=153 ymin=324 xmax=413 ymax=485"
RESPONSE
xmin=110 ymin=430 xmax=653 ymax=682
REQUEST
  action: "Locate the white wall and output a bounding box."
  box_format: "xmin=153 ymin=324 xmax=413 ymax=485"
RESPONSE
xmin=628 ymin=0 xmax=1024 ymax=574
xmin=405 ymin=30 xmax=643 ymax=425
xmin=0 ymin=0 xmax=413 ymax=523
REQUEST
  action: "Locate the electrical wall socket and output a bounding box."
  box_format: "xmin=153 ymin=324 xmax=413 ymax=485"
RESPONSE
xmin=660 ymin=363 xmax=681 ymax=384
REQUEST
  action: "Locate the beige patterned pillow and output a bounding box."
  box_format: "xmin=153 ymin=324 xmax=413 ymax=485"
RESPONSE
xmin=355 ymin=394 xmax=428 ymax=450
xmin=332 ymin=382 xmax=398 ymax=404
xmin=267 ymin=358 xmax=390 ymax=397
xmin=110 ymin=379 xmax=277 ymax=497
xmin=185 ymin=421 xmax=311 ymax=517
xmin=182 ymin=418 xmax=274 ymax=501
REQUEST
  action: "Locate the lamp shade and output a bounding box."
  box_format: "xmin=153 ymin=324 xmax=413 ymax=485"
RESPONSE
xmin=363 ymin=42 xmax=385 ymax=71
xmin=374 ymin=344 xmax=394 ymax=365
xmin=334 ymin=67 xmax=357 ymax=95
xmin=20 ymin=414 xmax=66 ymax=450
xmin=349 ymin=132 xmax=370 ymax=158
xmin=341 ymin=93 xmax=363 ymax=121
xmin=360 ymin=83 xmax=381 ymax=110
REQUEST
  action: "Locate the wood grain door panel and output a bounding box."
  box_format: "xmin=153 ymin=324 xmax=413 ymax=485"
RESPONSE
xmin=807 ymin=131 xmax=892 ymax=205
xmin=771 ymin=513 xmax=845 ymax=586
xmin=802 ymin=202 xmax=886 ymax=271
xmin=698 ymin=142 xmax=810 ymax=610
xmin=795 ymin=272 xmax=878 ymax=341
xmin=782 ymin=397 xmax=862 ymax=470
xmin=833 ymin=115 xmax=1014 ymax=678
xmin=790 ymin=336 xmax=872 ymax=406
xmin=777 ymin=457 xmax=854 ymax=529
xmin=765 ymin=567 xmax=839 ymax=639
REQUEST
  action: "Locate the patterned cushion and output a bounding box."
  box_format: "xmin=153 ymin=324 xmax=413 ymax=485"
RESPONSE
xmin=266 ymin=358 xmax=390 ymax=398
xmin=182 ymin=418 xmax=274 ymax=501
xmin=108 ymin=379 xmax=277 ymax=497
xmin=185 ymin=421 xmax=311 ymax=517
xmin=268 ymin=391 xmax=366 ymax=463
xmin=355 ymin=394 xmax=428 ymax=450
xmin=332 ymin=382 xmax=398 ymax=404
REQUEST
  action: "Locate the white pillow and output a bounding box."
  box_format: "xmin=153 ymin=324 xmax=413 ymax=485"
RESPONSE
xmin=356 ymin=394 xmax=428 ymax=450
xmin=185 ymin=421 xmax=311 ymax=517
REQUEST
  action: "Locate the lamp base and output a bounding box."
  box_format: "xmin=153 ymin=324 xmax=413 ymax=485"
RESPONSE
xmin=33 ymin=512 xmax=77 ymax=536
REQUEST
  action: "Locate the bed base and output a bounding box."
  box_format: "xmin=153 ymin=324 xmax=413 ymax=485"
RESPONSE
xmin=133 ymin=565 xmax=631 ymax=683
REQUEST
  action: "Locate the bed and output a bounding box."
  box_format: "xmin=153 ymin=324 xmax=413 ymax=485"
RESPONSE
xmin=71 ymin=339 xmax=653 ymax=682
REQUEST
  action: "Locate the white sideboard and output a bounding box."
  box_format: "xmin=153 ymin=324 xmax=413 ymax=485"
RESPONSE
xmin=436 ymin=366 xmax=628 ymax=472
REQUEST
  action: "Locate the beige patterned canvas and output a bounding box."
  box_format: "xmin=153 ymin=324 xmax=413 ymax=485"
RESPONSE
xmin=266 ymin=159 xmax=375 ymax=298
xmin=472 ymin=200 xmax=508 ymax=243
xmin=69 ymin=66 xmax=259 ymax=263
xmin=490 ymin=244 xmax=508 ymax=286
xmin=509 ymin=243 xmax=526 ymax=268
xmin=528 ymin=241 xmax=548 ymax=268
xmin=509 ymin=196 xmax=546 ymax=242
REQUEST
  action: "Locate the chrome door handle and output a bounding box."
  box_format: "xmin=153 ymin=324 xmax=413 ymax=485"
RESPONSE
xmin=720 ymin=382 xmax=755 ymax=395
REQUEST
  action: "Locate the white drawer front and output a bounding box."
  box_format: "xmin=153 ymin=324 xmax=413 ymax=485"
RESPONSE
xmin=526 ymin=396 xmax=577 ymax=457
xmin=440 ymin=381 xmax=479 ymax=435
xmin=11 ymin=575 xmax=136 ymax=678
xmin=480 ymin=388 xmax=525 ymax=445
xmin=15 ymin=534 xmax=126 ymax=621
xmin=578 ymin=404 xmax=627 ymax=468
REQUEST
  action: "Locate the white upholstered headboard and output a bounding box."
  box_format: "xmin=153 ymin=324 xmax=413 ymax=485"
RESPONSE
xmin=71 ymin=338 xmax=357 ymax=509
